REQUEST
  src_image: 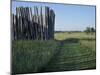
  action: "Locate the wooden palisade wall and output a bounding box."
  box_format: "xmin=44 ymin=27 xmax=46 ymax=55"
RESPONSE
xmin=12 ymin=6 xmax=55 ymax=40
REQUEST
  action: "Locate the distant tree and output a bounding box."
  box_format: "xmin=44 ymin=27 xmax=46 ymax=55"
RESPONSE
xmin=91 ymin=27 xmax=95 ymax=32
xmin=91 ymin=27 xmax=96 ymax=34
xmin=84 ymin=27 xmax=95 ymax=34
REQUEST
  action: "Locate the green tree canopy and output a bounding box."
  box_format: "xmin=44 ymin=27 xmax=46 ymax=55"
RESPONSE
xmin=84 ymin=27 xmax=95 ymax=34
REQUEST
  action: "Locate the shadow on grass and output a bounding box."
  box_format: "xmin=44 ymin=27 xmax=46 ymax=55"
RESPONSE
xmin=55 ymin=38 xmax=79 ymax=44
xmin=55 ymin=37 xmax=95 ymax=44
xmin=62 ymin=38 xmax=79 ymax=43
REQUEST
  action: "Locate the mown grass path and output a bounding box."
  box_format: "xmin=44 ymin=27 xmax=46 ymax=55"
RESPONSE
xmin=41 ymin=39 xmax=96 ymax=72
xmin=39 ymin=40 xmax=64 ymax=72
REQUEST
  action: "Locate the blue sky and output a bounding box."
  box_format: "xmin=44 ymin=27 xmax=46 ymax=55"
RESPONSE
xmin=12 ymin=1 xmax=96 ymax=31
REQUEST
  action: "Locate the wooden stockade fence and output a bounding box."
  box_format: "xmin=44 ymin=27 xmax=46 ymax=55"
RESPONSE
xmin=12 ymin=6 xmax=55 ymax=40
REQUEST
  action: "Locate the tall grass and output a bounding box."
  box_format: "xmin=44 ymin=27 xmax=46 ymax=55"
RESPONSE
xmin=12 ymin=40 xmax=58 ymax=74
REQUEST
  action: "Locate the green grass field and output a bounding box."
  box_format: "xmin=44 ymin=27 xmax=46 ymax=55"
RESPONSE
xmin=12 ymin=32 xmax=96 ymax=74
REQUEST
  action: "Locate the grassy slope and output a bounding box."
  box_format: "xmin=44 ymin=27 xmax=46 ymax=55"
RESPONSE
xmin=12 ymin=32 xmax=96 ymax=74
